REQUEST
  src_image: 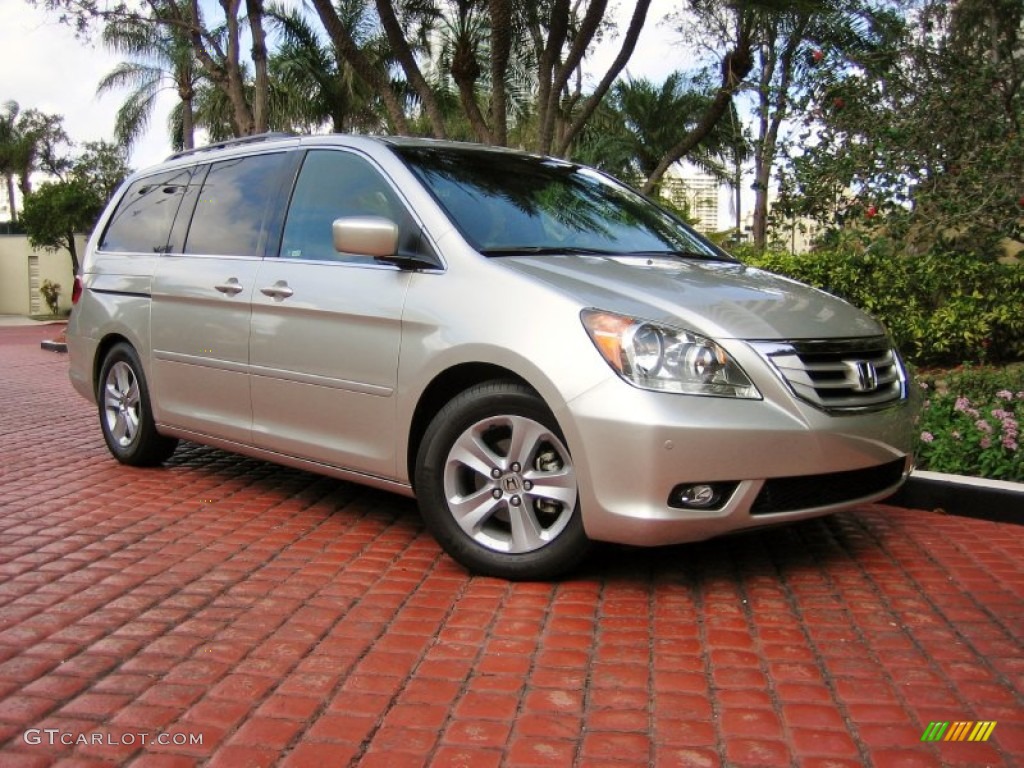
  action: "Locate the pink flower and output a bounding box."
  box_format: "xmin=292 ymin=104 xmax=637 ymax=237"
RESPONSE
xmin=954 ymin=396 xmax=980 ymax=418
xmin=1002 ymin=437 xmax=1018 ymax=451
xmin=997 ymin=390 xmax=1013 ymax=400
xmin=920 ymin=431 xmax=934 ymax=443
xmin=975 ymin=420 xmax=993 ymax=434
xmin=980 ymin=437 xmax=992 ymax=449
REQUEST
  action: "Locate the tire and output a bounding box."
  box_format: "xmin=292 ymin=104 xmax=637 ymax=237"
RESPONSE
xmin=97 ymin=343 xmax=178 ymax=466
xmin=415 ymin=381 xmax=591 ymax=579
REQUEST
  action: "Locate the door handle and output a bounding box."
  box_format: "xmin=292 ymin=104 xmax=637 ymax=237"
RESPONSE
xmin=260 ymin=281 xmax=294 ymax=300
xmin=214 ymin=279 xmax=244 ymax=295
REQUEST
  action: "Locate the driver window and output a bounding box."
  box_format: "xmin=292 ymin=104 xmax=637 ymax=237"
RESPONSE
xmin=280 ymin=150 xmax=403 ymax=263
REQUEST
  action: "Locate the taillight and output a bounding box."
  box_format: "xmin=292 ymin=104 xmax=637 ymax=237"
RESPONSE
xmin=72 ymin=275 xmax=83 ymax=305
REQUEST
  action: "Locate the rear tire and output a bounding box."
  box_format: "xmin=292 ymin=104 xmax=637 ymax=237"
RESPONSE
xmin=415 ymin=381 xmax=590 ymax=579
xmin=97 ymin=343 xmax=178 ymax=466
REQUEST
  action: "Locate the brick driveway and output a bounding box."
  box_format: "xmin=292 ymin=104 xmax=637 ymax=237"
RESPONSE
xmin=0 ymin=324 xmax=1021 ymax=768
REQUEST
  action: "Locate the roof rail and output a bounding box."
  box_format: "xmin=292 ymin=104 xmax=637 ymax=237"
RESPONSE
xmin=165 ymin=132 xmax=298 ymax=161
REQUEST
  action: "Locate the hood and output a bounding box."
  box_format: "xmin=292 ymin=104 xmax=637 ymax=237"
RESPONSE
xmin=496 ymin=255 xmax=884 ymax=341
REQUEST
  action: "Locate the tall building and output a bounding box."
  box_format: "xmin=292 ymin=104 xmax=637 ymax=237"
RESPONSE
xmin=660 ymin=165 xmax=823 ymax=253
xmin=659 ymin=167 xmax=722 ymax=235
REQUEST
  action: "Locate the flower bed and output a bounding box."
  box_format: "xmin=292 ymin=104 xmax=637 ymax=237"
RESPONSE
xmin=915 ymin=365 xmax=1024 ymax=482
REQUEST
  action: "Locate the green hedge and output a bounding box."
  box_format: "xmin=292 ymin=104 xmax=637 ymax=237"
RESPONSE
xmin=739 ymin=248 xmax=1024 ymax=367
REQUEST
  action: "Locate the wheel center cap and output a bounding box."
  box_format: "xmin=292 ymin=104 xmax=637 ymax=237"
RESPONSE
xmin=501 ymin=475 xmax=522 ymax=493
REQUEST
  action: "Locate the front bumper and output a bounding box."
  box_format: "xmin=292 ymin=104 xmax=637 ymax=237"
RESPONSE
xmin=559 ymin=376 xmax=916 ymax=547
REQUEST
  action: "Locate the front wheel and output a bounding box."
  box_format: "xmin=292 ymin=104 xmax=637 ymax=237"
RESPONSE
xmin=415 ymin=381 xmax=590 ymax=579
xmin=97 ymin=343 xmax=178 ymax=466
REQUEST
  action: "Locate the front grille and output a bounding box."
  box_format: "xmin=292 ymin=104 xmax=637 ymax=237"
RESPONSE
xmin=751 ymin=459 xmax=906 ymax=515
xmin=751 ymin=337 xmax=907 ymax=411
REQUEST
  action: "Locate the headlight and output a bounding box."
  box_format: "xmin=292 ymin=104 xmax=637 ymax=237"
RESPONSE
xmin=581 ymin=309 xmax=760 ymax=399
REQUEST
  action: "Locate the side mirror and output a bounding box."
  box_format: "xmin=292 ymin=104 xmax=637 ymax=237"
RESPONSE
xmin=332 ymin=216 xmax=399 ymax=258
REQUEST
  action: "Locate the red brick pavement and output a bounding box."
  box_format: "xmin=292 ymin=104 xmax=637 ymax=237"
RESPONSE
xmin=0 ymin=324 xmax=1021 ymax=767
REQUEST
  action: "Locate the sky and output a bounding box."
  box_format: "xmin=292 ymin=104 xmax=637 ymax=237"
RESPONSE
xmin=2 ymin=0 xmax=188 ymax=174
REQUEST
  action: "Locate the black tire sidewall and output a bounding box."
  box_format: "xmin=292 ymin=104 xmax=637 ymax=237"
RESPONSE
xmin=97 ymin=343 xmax=176 ymax=466
xmin=415 ymin=381 xmax=590 ymax=580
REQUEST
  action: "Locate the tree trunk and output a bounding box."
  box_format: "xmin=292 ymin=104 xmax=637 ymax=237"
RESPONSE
xmin=181 ymin=96 xmax=195 ymax=150
xmin=178 ymin=69 xmax=196 ymax=150
xmin=751 ymin=150 xmax=773 ymax=251
xmin=451 ymin=32 xmax=492 ymax=144
xmin=641 ymin=22 xmax=754 ymax=195
xmin=555 ymin=0 xmax=651 ymax=157
xmin=752 ymin=20 xmax=804 ymax=252
xmin=66 ymin=232 xmax=80 ymax=275
xmin=734 ymin=152 xmax=742 ymax=237
xmin=310 ymin=0 xmax=410 ymax=134
xmin=221 ymin=0 xmax=255 ymax=135
xmin=488 ymin=0 xmax=513 ymax=146
xmin=4 ymin=174 xmax=17 ymax=223
xmin=375 ymin=0 xmax=447 ymax=139
xmin=246 ymin=0 xmax=270 ymax=134
xmin=539 ymin=0 xmax=608 ymax=155
xmin=751 ymin=29 xmax=777 ymax=252
xmin=184 ymin=0 xmax=255 ymax=137
xmin=536 ymin=0 xmax=571 ymax=154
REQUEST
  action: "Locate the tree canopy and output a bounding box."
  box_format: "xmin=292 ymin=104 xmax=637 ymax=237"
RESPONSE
xmin=19 ymin=141 xmax=130 ymax=273
xmin=775 ymin=0 xmax=1024 ymax=255
xmin=20 ymin=0 xmax=1024 ymax=257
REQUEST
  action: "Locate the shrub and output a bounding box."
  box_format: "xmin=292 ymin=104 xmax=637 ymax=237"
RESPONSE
xmin=915 ymin=366 xmax=1024 ymax=482
xmin=739 ymin=247 xmax=1024 ymax=367
xmin=39 ymin=279 xmax=61 ymax=316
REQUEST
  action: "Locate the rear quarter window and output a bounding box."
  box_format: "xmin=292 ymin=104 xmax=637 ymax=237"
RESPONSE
xmin=99 ymin=168 xmax=192 ymax=253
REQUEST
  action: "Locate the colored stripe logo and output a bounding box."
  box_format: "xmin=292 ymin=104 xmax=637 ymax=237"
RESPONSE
xmin=921 ymin=721 xmax=997 ymax=742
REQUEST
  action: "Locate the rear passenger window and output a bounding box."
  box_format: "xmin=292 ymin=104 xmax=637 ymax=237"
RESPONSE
xmin=184 ymin=153 xmax=287 ymax=257
xmin=99 ymin=168 xmax=191 ymax=253
xmin=280 ymin=150 xmax=405 ymax=262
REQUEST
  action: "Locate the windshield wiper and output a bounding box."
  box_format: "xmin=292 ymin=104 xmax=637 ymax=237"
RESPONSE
xmin=625 ymin=249 xmax=733 ymax=262
xmin=479 ymin=245 xmax=618 ymax=257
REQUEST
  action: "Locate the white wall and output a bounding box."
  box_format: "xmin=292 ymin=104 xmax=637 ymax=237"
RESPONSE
xmin=0 ymin=235 xmax=80 ymax=315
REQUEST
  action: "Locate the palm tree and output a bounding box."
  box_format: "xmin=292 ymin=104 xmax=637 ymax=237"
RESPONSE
xmin=267 ymin=1 xmax=389 ymax=134
xmin=0 ymin=101 xmax=21 ymax=222
xmin=0 ymin=103 xmax=71 ymax=221
xmin=97 ymin=11 xmax=200 ymax=152
xmin=573 ymin=73 xmax=749 ymax=194
xmin=399 ymin=0 xmax=541 ymax=145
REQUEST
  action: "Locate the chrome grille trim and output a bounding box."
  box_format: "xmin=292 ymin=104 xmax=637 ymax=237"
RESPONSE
xmin=750 ymin=336 xmax=908 ymax=412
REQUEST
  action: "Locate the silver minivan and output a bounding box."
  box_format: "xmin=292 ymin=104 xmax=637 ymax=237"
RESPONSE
xmin=68 ymin=134 xmax=917 ymax=579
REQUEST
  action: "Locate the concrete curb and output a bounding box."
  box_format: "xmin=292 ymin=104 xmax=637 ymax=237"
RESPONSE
xmin=890 ymin=470 xmax=1024 ymax=525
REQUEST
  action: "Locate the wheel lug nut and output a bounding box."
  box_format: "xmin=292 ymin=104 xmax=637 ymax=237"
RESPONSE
xmin=510 ymin=462 xmax=521 ymax=473
xmin=510 ymin=495 xmax=521 ymax=507
xmin=492 ymin=489 xmax=502 ymax=499
xmin=491 ymin=468 xmax=502 ymax=479
xmin=523 ymin=480 xmax=533 ymax=491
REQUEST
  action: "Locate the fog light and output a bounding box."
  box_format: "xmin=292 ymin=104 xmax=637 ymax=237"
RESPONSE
xmin=668 ymin=482 xmax=737 ymax=511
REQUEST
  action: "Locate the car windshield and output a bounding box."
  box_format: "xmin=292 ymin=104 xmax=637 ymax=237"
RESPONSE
xmin=393 ymin=145 xmax=729 ymax=261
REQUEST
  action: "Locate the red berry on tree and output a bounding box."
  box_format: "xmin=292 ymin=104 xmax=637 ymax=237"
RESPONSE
xmin=866 ymin=205 xmax=878 ymax=219
xmin=833 ymin=97 xmax=845 ymax=109
xmin=812 ymin=49 xmax=824 ymax=63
